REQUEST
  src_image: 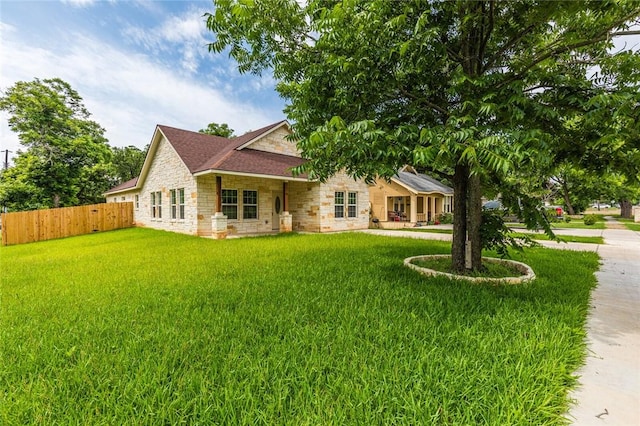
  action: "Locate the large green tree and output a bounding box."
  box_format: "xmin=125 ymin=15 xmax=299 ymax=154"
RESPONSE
xmin=199 ymin=122 xmax=235 ymax=137
xmin=0 ymin=78 xmax=112 ymax=210
xmin=110 ymin=145 xmax=147 ymax=184
xmin=207 ymin=0 xmax=640 ymax=271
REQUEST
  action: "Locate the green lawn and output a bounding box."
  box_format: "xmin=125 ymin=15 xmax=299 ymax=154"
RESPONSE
xmin=511 ymin=233 xmax=604 ymax=244
xmin=407 ymin=227 xmax=603 ymax=244
xmin=508 ymin=221 xmax=606 ymax=230
xmin=624 ymin=223 xmax=640 ymax=232
xmin=616 ymin=217 xmax=640 ymax=231
xmin=1 ymin=228 xmax=599 ymax=424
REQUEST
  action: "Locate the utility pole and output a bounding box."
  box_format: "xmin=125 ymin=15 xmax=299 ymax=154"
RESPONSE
xmin=1 ymin=150 xmax=11 ymax=214
xmin=1 ymin=149 xmax=11 ymax=170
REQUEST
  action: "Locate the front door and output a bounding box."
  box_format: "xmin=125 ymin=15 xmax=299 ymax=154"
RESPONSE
xmin=272 ymin=191 xmax=281 ymax=231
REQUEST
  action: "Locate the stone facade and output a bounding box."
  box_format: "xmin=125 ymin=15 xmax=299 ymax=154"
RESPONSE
xmin=106 ymin=124 xmax=370 ymax=236
xmin=317 ymin=174 xmax=370 ymax=232
xmin=133 ymin=135 xmax=199 ymax=234
xmin=247 ymin=127 xmax=300 ymax=157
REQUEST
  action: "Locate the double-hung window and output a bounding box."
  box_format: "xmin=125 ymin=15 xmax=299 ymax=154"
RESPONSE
xmin=243 ymin=190 xmax=258 ymax=219
xmin=135 ymin=195 xmax=139 ymax=210
xmin=170 ymin=188 xmax=185 ymax=220
xmin=335 ymin=191 xmax=345 ymax=218
xmin=178 ymin=189 xmax=185 ymax=219
xmin=222 ymin=189 xmax=238 ymax=219
xmin=347 ymin=192 xmax=357 ymax=218
xmin=151 ymin=191 xmax=162 ymax=218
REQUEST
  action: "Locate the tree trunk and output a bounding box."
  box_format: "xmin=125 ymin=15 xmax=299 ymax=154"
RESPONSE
xmin=451 ymin=164 xmax=468 ymax=273
xmin=467 ymin=173 xmax=483 ymax=270
xmin=620 ymin=199 xmax=632 ymax=218
xmin=560 ymin=181 xmax=575 ymax=215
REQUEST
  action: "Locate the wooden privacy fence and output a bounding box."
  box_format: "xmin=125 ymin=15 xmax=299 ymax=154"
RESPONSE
xmin=1 ymin=202 xmax=134 ymax=246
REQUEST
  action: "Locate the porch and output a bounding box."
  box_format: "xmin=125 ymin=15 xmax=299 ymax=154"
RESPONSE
xmin=379 ymin=194 xmax=449 ymax=226
xmin=199 ymin=174 xmax=304 ymax=239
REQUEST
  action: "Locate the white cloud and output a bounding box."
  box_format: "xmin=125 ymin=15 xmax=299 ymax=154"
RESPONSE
xmin=122 ymin=6 xmax=210 ymax=75
xmin=0 ymin=25 xmax=280 ymax=156
xmin=61 ymin=0 xmax=97 ymax=7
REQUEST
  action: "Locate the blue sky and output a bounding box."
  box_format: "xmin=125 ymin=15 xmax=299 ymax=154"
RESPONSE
xmin=1 ymin=1 xmax=638 ymax=163
xmin=0 ymin=0 xmax=286 ymax=158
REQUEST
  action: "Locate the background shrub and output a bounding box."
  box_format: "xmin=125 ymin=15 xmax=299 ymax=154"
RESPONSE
xmin=439 ymin=212 xmax=453 ymax=224
xmin=583 ymin=214 xmax=597 ymax=225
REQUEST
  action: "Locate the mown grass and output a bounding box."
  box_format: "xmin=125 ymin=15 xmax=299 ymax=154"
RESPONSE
xmin=623 ymin=223 xmax=640 ymax=231
xmin=407 ymin=228 xmax=603 ymax=244
xmin=510 ymin=233 xmax=604 ymax=244
xmin=615 ymin=217 xmax=640 ymax=231
xmin=406 ymin=228 xmax=454 ymax=234
xmin=1 ymin=228 xmax=599 ymax=424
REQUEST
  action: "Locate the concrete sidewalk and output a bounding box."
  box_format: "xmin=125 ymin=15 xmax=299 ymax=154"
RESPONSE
xmin=567 ymin=219 xmax=640 ymax=425
xmin=361 ymin=221 xmax=640 ymax=424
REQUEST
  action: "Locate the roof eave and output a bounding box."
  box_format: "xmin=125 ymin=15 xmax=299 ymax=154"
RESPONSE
xmin=193 ymin=168 xmax=312 ymax=182
xmin=103 ymin=186 xmax=138 ymax=196
xmin=234 ymin=121 xmax=290 ymax=151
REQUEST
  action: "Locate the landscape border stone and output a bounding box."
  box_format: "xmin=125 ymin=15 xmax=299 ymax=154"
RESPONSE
xmin=404 ymin=254 xmax=536 ymax=285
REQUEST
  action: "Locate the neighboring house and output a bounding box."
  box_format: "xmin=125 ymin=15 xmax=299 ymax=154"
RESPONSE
xmin=104 ymin=121 xmax=369 ymax=238
xmin=369 ymin=166 xmax=453 ymax=226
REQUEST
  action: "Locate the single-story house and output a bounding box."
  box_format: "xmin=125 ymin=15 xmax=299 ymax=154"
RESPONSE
xmin=369 ymin=166 xmax=453 ymax=227
xmin=104 ymin=121 xmax=369 ymax=238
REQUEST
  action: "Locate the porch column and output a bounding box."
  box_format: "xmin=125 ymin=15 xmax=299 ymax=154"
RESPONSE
xmin=216 ymin=176 xmax=222 ymax=213
xmin=279 ymin=181 xmax=292 ymax=232
xmin=430 ymin=196 xmax=436 ymax=222
xmin=410 ymin=194 xmax=418 ymax=224
xmin=212 ymin=175 xmax=228 ymax=239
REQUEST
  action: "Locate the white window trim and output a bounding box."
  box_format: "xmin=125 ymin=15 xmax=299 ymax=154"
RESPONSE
xmin=221 ymin=188 xmax=238 ymax=221
xmin=242 ymin=189 xmax=259 ymax=220
xmin=335 ymin=191 xmax=345 ymax=219
xmin=169 ymin=188 xmax=186 ymax=221
xmin=178 ymin=188 xmax=185 ymax=220
xmin=347 ymin=191 xmax=357 ymax=218
xmin=151 ymin=191 xmax=162 ymax=220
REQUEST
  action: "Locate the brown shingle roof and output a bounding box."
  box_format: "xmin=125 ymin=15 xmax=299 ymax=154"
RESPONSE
xmin=156 ymin=125 xmax=234 ymax=173
xmin=105 ymin=177 xmax=138 ymax=194
xmin=106 ymin=120 xmax=305 ymax=194
xmin=158 ymin=120 xmax=291 ymax=174
xmin=212 ymin=148 xmax=307 ymax=178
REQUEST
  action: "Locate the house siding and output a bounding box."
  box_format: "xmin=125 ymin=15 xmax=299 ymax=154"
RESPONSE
xmin=369 ymin=178 xmax=452 ymax=223
xmin=246 ymin=127 xmax=300 ymax=157
xmin=369 ymin=179 xmax=412 ymax=222
xmin=318 ymin=173 xmax=370 ymax=232
xmin=210 ymin=174 xmax=286 ymax=235
xmin=134 ymin=135 xmax=199 ymax=234
xmin=288 ymin=181 xmax=321 ymax=232
xmin=196 ymin=175 xmax=215 ymax=235
xmin=106 ymin=123 xmax=371 ymax=237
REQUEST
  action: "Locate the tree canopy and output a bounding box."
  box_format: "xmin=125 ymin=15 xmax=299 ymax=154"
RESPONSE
xmin=207 ymin=0 xmax=640 ymax=271
xmin=199 ymin=122 xmax=235 ymax=137
xmin=0 ymin=78 xmax=112 ymax=210
xmin=111 ymin=145 xmax=147 ymax=184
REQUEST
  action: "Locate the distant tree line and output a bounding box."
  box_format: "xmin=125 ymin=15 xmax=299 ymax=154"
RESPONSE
xmin=0 ymin=78 xmax=235 ymax=212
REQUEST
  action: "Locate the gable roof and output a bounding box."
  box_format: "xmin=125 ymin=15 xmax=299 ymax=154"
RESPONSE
xmin=105 ymin=120 xmax=305 ymax=195
xmin=393 ymin=170 xmax=453 ymax=195
xmin=106 ymin=177 xmax=138 ymax=194
xmin=157 ymin=120 xmax=289 ymax=174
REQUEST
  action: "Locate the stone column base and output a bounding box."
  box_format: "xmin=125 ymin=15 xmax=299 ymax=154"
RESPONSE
xmin=279 ymin=212 xmax=292 ymax=232
xmin=212 ymin=212 xmax=228 ymax=239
